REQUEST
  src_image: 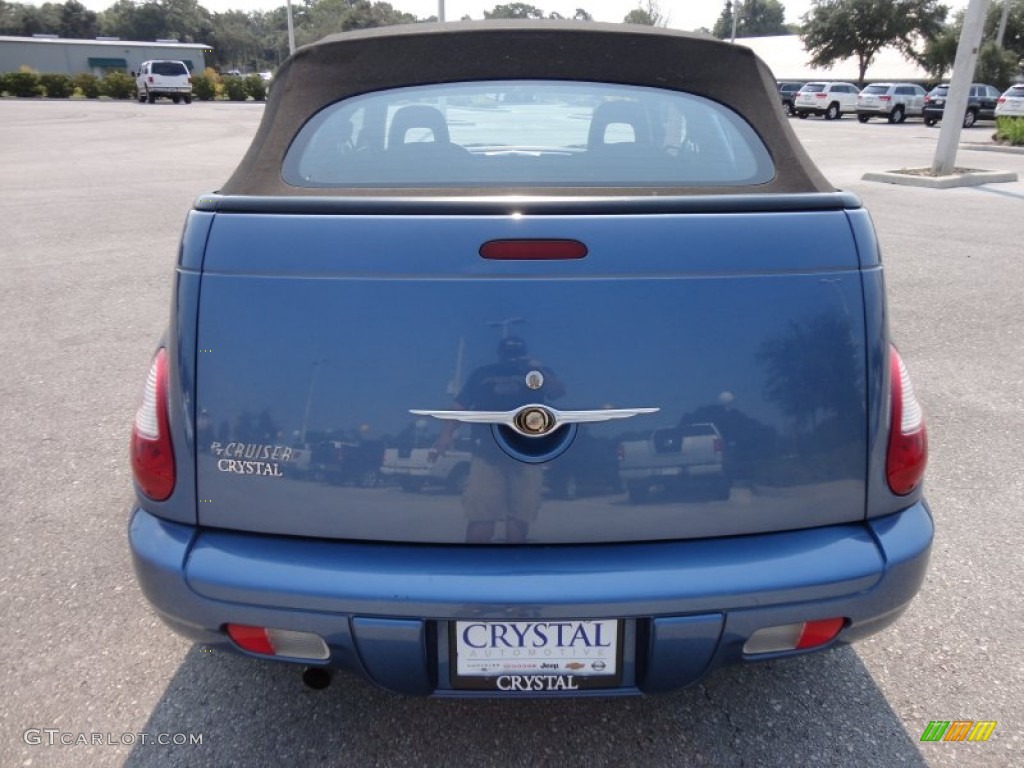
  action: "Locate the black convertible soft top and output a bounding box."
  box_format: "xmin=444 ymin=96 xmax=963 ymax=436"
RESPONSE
xmin=221 ymin=21 xmax=833 ymax=197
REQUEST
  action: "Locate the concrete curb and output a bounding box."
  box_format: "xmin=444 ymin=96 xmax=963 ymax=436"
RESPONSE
xmin=959 ymin=142 xmax=1024 ymax=156
xmin=861 ymin=169 xmax=1019 ymax=188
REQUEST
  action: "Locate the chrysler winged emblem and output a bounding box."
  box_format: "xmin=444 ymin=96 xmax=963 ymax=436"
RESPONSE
xmin=409 ymin=404 xmax=659 ymax=438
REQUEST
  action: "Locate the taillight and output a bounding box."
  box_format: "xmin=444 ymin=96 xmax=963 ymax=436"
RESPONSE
xmin=879 ymin=95 xmax=891 ymax=102
xmin=886 ymin=346 xmax=927 ymax=495
xmin=997 ymin=97 xmax=1006 ymax=104
xmin=815 ymin=93 xmax=826 ymax=98
xmin=131 ymin=348 xmax=175 ymax=500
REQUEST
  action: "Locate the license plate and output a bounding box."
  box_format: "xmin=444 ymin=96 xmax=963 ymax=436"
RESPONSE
xmin=450 ymin=619 xmax=621 ymax=691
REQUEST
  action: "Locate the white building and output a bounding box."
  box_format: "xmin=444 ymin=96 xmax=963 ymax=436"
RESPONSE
xmin=0 ymin=35 xmax=211 ymax=76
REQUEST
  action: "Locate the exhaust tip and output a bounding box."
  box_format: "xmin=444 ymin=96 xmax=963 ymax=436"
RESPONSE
xmin=302 ymin=666 xmax=332 ymax=690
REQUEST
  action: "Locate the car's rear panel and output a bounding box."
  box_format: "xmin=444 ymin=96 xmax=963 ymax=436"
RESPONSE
xmin=192 ymin=205 xmax=874 ymax=544
xmin=129 ymin=22 xmax=931 ymax=696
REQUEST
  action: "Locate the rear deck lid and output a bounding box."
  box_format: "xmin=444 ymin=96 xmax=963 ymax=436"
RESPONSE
xmin=193 ymin=207 xmax=869 ymax=545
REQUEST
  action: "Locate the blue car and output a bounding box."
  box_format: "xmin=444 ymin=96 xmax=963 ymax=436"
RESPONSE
xmin=129 ymin=21 xmax=931 ymax=697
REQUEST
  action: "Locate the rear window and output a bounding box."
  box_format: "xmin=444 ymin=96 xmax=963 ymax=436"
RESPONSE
xmin=152 ymin=61 xmax=188 ymax=76
xmin=861 ymin=85 xmax=888 ymax=95
xmin=1007 ymin=86 xmax=1024 ymax=96
xmin=282 ymin=80 xmax=774 ymax=189
xmin=931 ymin=87 xmax=949 ymax=97
xmin=800 ymin=83 xmax=826 ymax=93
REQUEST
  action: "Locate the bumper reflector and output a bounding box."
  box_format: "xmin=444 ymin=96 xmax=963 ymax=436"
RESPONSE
xmin=743 ymin=618 xmax=846 ymax=655
xmin=226 ymin=624 xmax=330 ymax=660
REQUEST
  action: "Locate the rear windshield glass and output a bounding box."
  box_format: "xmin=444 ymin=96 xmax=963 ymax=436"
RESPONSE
xmin=931 ymin=87 xmax=950 ymax=96
xmin=1007 ymin=86 xmax=1024 ymax=96
xmin=152 ymin=61 xmax=188 ymax=76
xmin=282 ymin=80 xmax=774 ymax=189
xmin=861 ymin=85 xmax=888 ymax=94
xmin=800 ymin=84 xmax=826 ymax=93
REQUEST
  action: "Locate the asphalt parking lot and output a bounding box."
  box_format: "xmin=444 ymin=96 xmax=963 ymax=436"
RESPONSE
xmin=1 ymin=99 xmax=1022 ymax=768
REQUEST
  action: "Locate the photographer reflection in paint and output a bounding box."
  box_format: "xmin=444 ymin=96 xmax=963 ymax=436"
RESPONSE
xmin=432 ymin=336 xmax=565 ymax=543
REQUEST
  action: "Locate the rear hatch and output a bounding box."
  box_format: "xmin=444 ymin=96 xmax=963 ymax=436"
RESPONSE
xmin=148 ymin=60 xmax=190 ymax=91
xmin=194 ymin=207 xmax=871 ymax=544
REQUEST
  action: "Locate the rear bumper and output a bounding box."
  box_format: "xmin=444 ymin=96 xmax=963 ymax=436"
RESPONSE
xmin=145 ymin=87 xmax=191 ymax=95
xmin=129 ymin=502 xmax=932 ymax=696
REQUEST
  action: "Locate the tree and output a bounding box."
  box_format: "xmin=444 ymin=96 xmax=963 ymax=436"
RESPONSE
xmin=0 ymin=2 xmax=62 ymax=36
xmin=483 ymin=3 xmax=545 ymax=19
xmin=209 ymin=10 xmax=262 ymax=69
xmin=924 ymin=1 xmax=1024 ymax=88
xmin=291 ymin=1 xmax=417 ymax=59
xmin=713 ymin=0 xmax=789 ymax=39
xmin=58 ymin=1 xmax=99 ymax=38
xmin=712 ymin=0 xmax=735 ymax=38
xmin=623 ymin=1 xmax=667 ymax=27
xmin=548 ymin=7 xmax=592 ymax=20
xmin=801 ymin=0 xmax=948 ymax=85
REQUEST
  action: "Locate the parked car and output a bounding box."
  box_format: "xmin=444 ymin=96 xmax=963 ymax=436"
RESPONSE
xmin=380 ymin=439 xmax=473 ymax=493
xmin=995 ymin=83 xmax=1024 ymax=118
xmin=134 ymin=60 xmax=192 ymax=104
xmin=129 ymin=22 xmax=931 ymax=698
xmin=777 ymin=81 xmax=804 ymax=115
xmin=617 ymin=422 xmax=729 ymax=502
xmin=856 ymin=82 xmax=928 ymax=123
xmin=793 ymin=81 xmax=860 ymax=119
xmin=923 ymin=83 xmax=1001 ymax=127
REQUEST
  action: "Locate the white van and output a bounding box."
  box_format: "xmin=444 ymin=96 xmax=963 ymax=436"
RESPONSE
xmin=135 ymin=60 xmax=192 ymax=104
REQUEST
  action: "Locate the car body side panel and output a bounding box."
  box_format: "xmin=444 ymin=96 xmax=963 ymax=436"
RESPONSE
xmin=132 ymin=212 xmax=212 ymax=524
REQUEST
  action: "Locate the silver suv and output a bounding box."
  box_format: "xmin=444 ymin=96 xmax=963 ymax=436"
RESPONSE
xmin=793 ymin=82 xmax=860 ymax=120
xmin=856 ymin=83 xmax=927 ymax=124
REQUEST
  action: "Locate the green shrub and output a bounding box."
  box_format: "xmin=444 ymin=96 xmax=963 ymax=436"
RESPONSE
xmin=39 ymin=73 xmax=73 ymax=98
xmin=996 ymin=116 xmax=1024 ymax=147
xmin=73 ymin=73 xmax=100 ymax=99
xmin=222 ymin=75 xmax=248 ymax=102
xmin=245 ymin=73 xmax=267 ymax=102
xmin=0 ymin=72 xmax=10 ymax=96
xmin=191 ymin=73 xmax=217 ymax=101
xmin=6 ymin=71 xmax=42 ymax=97
xmin=100 ymin=71 xmax=135 ymax=100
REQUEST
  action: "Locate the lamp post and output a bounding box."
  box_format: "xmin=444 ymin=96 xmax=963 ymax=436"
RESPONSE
xmin=730 ymin=1 xmax=740 ymax=44
xmin=300 ymin=359 xmax=326 ymax=445
xmin=438 ymin=1 xmax=445 ymax=22
xmin=931 ymin=0 xmax=991 ymax=175
xmin=287 ymin=0 xmax=296 ymax=56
